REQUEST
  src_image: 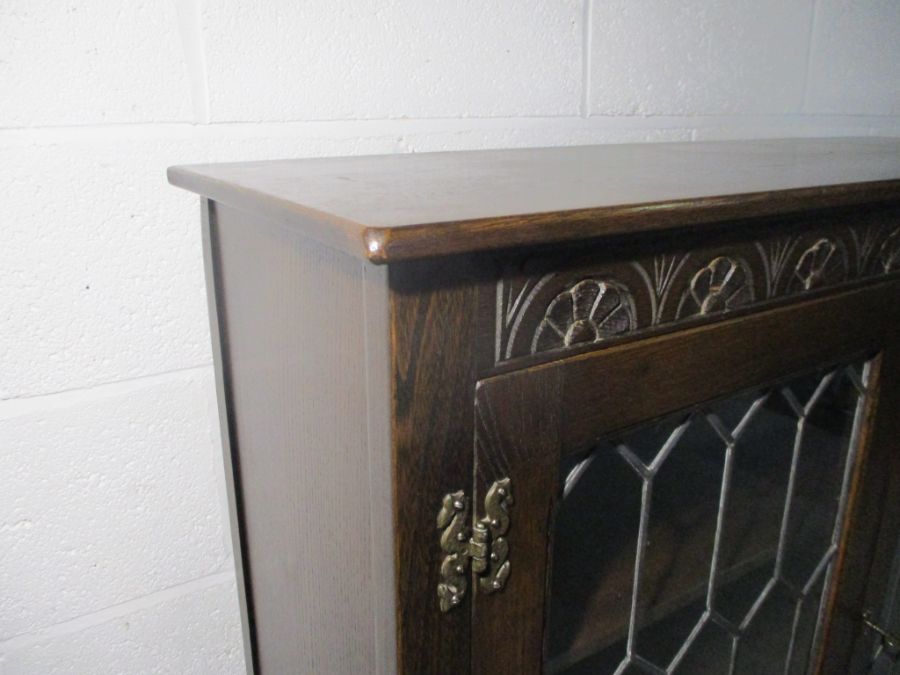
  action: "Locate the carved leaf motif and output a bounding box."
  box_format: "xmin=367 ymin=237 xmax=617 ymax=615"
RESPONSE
xmin=495 ymin=221 xmax=897 ymax=364
xmin=687 ymin=256 xmax=751 ymax=315
xmin=794 ymin=238 xmax=843 ymax=290
xmin=850 ymin=226 xmax=883 ymax=276
xmin=756 ymin=237 xmax=798 ymax=298
xmin=632 ymin=253 xmax=690 ymax=324
xmin=531 ymin=279 xmax=636 ymax=354
xmin=881 ymin=228 xmax=900 ymax=273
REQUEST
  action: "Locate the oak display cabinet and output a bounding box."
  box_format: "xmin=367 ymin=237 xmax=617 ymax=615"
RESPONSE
xmin=169 ymin=139 xmax=900 ymax=675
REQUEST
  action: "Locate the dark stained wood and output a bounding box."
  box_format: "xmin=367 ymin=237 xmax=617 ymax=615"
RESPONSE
xmin=175 ymin=138 xmax=900 ymax=675
xmin=490 ymin=204 xmax=900 ymax=367
xmin=480 ymin=279 xmax=900 ymax=459
xmin=472 ymin=280 xmax=900 ymax=674
xmin=471 ymin=370 xmax=563 ymax=675
xmin=389 ymin=259 xmax=491 ymax=675
xmin=168 ymin=138 xmax=900 ymax=263
xmin=370 ymin=183 xmax=900 ymax=264
xmin=815 ymin=345 xmax=900 ymax=674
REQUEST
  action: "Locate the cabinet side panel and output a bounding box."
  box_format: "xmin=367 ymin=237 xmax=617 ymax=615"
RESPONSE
xmin=364 ymin=263 xmax=398 ymax=675
xmin=202 ymin=199 xmax=256 ymax=675
xmin=210 ymin=202 xmax=394 ymax=674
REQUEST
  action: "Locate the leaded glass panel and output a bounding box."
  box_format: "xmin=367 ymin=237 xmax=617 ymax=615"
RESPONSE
xmin=546 ymin=361 xmax=870 ymax=675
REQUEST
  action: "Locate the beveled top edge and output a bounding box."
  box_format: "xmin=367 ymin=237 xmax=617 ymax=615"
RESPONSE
xmin=361 ymin=180 xmax=900 ymax=263
xmin=169 ymin=138 xmax=900 ymax=264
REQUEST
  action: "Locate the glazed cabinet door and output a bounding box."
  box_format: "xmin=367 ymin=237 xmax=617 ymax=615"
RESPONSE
xmin=465 ymin=281 xmax=900 ymax=675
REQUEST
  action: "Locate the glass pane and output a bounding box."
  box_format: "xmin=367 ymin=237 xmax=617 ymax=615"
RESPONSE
xmin=545 ymin=362 xmax=870 ymax=675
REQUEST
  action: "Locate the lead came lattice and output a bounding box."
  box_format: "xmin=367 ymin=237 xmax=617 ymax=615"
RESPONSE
xmin=551 ymin=361 xmax=871 ymax=675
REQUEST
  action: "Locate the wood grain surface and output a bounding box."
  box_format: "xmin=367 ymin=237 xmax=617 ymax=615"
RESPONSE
xmin=471 ymin=372 xmax=563 ymax=675
xmin=208 ymin=204 xmax=396 ymax=674
xmin=389 ymin=259 xmax=491 ymax=675
xmin=471 ymin=281 xmax=899 ymax=674
xmin=482 ymin=279 xmax=900 ymax=460
xmin=169 ymin=138 xmax=900 ymax=263
xmin=191 ymin=138 xmax=900 ymax=674
xmin=816 ymin=345 xmax=900 ymax=674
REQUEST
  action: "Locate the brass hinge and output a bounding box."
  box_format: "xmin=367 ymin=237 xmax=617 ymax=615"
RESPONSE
xmin=436 ymin=478 xmax=513 ymax=613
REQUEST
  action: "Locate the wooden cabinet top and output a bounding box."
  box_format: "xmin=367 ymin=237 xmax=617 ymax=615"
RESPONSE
xmin=168 ymin=137 xmax=900 ymax=263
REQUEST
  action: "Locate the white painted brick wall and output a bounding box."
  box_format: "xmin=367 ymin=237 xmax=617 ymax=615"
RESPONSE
xmin=590 ymin=0 xmax=816 ymax=115
xmin=805 ymin=0 xmax=900 ymax=115
xmin=0 ymin=371 xmax=227 ymax=636
xmin=0 ymin=0 xmax=193 ymax=126
xmin=1 ymin=2 xmax=898 ymax=674
xmin=203 ymin=1 xmax=584 ymax=121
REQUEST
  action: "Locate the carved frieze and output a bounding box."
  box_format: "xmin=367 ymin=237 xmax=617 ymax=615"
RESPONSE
xmin=495 ymin=220 xmax=900 ymax=364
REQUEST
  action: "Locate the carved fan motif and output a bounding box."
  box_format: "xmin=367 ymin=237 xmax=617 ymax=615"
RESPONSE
xmin=880 ymin=229 xmax=900 ymax=273
xmin=680 ymin=256 xmax=752 ymax=317
xmin=531 ymin=279 xmax=636 ymax=354
xmin=496 ymin=222 xmax=897 ymax=363
xmin=793 ymin=238 xmax=846 ymax=290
